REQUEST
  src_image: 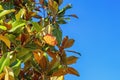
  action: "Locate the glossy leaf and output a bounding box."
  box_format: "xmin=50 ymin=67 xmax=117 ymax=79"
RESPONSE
xmin=12 ymin=60 xmax=21 ymax=76
xmin=0 ymin=52 xmax=11 ymax=73
xmin=0 ymin=55 xmax=6 ymax=73
xmin=58 ymin=4 xmax=72 ymax=16
xmin=0 ymin=9 xmax=15 ymax=18
xmin=53 ymin=28 xmax=62 ymax=46
xmin=9 ymin=20 xmax=26 ymax=32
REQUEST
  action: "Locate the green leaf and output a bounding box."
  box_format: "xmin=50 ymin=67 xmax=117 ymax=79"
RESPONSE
xmin=16 ymin=47 xmax=32 ymax=62
xmin=53 ymin=27 xmax=62 ymax=46
xmin=6 ymin=34 xmax=16 ymax=43
xmin=12 ymin=60 xmax=21 ymax=76
xmin=0 ymin=9 xmax=15 ymax=18
xmin=0 ymin=52 xmax=11 ymax=73
xmin=0 ymin=55 xmax=6 ymax=71
xmin=0 ymin=5 xmax=3 ymax=10
xmin=9 ymin=20 xmax=26 ymax=32
xmin=58 ymin=4 xmax=72 ymax=16
xmin=20 ymin=52 xmax=32 ymax=63
xmin=15 ymin=8 xmax=26 ymax=20
xmin=0 ymin=25 xmax=7 ymax=30
xmin=57 ymin=19 xmax=67 ymax=24
xmin=31 ymin=59 xmax=41 ymax=72
xmin=32 ymin=22 xmax=42 ymax=32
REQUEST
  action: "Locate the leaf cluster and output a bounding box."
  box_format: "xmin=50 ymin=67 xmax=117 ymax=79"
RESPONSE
xmin=0 ymin=0 xmax=80 ymax=80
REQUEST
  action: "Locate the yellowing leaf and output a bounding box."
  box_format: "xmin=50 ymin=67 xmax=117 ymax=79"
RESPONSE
xmin=0 ymin=34 xmax=10 ymax=48
xmin=66 ymin=56 xmax=78 ymax=65
xmin=50 ymin=75 xmax=64 ymax=80
xmin=4 ymin=66 xmax=15 ymax=80
xmin=66 ymin=67 xmax=80 ymax=76
xmin=15 ymin=8 xmax=26 ymax=20
xmin=0 ymin=5 xmax=3 ymax=10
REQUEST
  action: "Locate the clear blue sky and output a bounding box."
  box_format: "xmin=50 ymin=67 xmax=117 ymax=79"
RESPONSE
xmin=61 ymin=0 xmax=120 ymax=80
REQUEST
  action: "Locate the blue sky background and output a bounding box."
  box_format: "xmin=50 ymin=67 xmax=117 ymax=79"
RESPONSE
xmin=61 ymin=0 xmax=120 ymax=80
